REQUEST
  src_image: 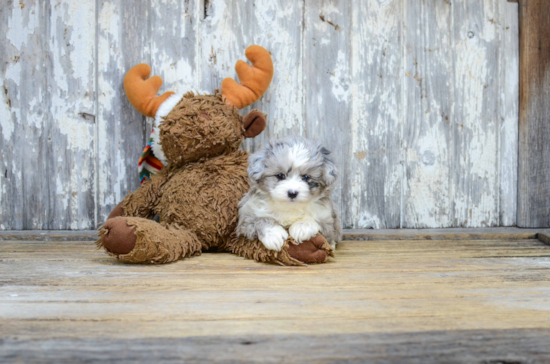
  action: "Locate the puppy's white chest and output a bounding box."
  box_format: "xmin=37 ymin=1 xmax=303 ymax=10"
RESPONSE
xmin=267 ymin=201 xmax=312 ymax=228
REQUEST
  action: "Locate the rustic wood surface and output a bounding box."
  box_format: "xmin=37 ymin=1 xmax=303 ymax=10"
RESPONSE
xmin=2 ymin=330 xmax=550 ymax=364
xmin=2 ymin=237 xmax=550 ymax=362
xmin=343 ymin=226 xmax=550 ymax=241
xmin=518 ymin=0 xmax=550 ymax=228
xmin=538 ymin=233 xmax=550 ymax=246
xmin=2 ymin=226 xmax=550 ymax=241
xmin=0 ymin=0 xmax=521 ymax=230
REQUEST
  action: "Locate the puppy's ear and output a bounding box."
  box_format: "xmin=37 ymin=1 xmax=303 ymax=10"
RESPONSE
xmin=243 ymin=110 xmax=267 ymax=138
xmin=248 ymin=147 xmax=268 ymax=183
xmin=321 ymin=147 xmax=337 ymax=187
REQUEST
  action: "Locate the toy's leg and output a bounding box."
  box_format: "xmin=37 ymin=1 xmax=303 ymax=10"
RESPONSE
xmin=228 ymin=233 xmax=333 ymax=266
xmin=107 ymin=201 xmax=124 ymax=219
xmin=287 ymin=234 xmax=334 ymax=264
xmin=97 ymin=217 xmax=202 ymax=264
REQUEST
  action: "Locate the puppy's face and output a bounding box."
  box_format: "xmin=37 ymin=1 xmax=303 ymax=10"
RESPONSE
xmin=248 ymin=137 xmax=337 ymax=203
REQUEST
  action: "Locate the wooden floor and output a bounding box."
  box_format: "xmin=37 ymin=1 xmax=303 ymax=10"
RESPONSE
xmin=2 ymin=231 xmax=550 ymax=363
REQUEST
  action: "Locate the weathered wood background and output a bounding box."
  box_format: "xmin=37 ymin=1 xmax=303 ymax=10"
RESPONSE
xmin=0 ymin=0 xmax=519 ymax=230
xmin=518 ymin=0 xmax=550 ymax=228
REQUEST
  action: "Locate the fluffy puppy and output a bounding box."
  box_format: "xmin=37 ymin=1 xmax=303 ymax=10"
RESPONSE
xmin=237 ymin=136 xmax=342 ymax=251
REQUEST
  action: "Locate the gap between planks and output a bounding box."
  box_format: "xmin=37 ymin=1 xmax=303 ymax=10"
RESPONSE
xmin=1 ymin=228 xmax=550 ymax=242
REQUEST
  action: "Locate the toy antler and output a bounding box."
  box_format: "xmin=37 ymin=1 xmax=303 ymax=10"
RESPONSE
xmin=221 ymin=45 xmax=274 ymax=109
xmin=123 ymin=64 xmax=175 ymax=118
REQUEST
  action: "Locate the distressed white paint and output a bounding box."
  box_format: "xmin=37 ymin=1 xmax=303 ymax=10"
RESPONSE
xmin=499 ymin=1 xmax=519 ymax=226
xmin=303 ymin=0 xmax=350 ymax=227
xmin=96 ymin=0 xmax=152 ymax=224
xmin=0 ymin=74 xmax=14 ymax=141
xmin=199 ymin=0 xmax=304 ymax=149
xmin=6 ymin=2 xmax=40 ymax=51
xmin=348 ymin=0 xmax=402 ymax=229
xmin=0 ymin=0 xmax=520 ymax=229
xmin=47 ymin=1 xmax=96 ymax=230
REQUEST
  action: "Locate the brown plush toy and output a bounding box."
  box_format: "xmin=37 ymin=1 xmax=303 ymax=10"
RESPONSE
xmin=97 ymin=45 xmax=334 ymax=266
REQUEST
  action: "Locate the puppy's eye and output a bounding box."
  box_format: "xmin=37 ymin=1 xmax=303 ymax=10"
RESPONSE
xmin=302 ymin=175 xmax=311 ymax=182
xmin=276 ymin=173 xmax=286 ymax=181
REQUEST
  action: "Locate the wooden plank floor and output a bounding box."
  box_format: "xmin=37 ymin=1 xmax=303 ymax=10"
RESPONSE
xmin=1 ymin=236 xmax=550 ymax=363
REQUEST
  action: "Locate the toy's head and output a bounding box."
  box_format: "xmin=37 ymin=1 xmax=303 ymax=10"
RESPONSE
xmin=124 ymin=45 xmax=273 ymax=168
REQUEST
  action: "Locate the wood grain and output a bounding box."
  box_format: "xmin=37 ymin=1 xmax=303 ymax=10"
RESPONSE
xmin=303 ymin=0 xmax=350 ymax=224
xmin=348 ymin=0 xmax=402 ymax=229
xmin=403 ymin=0 xmax=519 ymax=228
xmin=1 ymin=227 xmax=549 ymax=241
xmin=518 ymin=0 xmax=550 ymax=227
xmin=1 ymin=1 xmax=97 ymax=229
xmin=451 ymin=1 xmax=501 ymax=228
xmin=96 ymin=0 xmax=151 ymax=225
xmin=1 ymin=238 xmax=550 ymax=362
xmin=0 ymin=1 xmax=48 ymax=230
xmin=199 ymin=0 xmax=305 ymax=150
xmin=2 ymin=330 xmax=550 ymax=364
xmin=499 ymin=0 xmax=519 ymax=226
xmin=149 ymin=0 xmax=201 ymax=93
xmin=403 ymin=0 xmax=454 ymax=228
xmin=0 ymin=0 xmax=521 ymax=229
xmin=538 ymin=233 xmax=550 ymax=246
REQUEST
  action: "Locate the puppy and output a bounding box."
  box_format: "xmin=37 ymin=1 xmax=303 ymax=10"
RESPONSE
xmin=237 ymin=136 xmax=342 ymax=251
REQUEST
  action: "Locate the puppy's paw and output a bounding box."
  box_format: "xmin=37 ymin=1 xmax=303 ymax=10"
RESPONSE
xmin=259 ymin=225 xmax=289 ymax=252
xmin=289 ymin=220 xmax=320 ymax=243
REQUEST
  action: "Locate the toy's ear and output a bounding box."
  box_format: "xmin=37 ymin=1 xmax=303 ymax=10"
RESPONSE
xmin=243 ymin=110 xmax=267 ymax=138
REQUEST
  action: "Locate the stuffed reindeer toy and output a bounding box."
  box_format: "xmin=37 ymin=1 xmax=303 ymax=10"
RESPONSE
xmin=97 ymin=45 xmax=333 ymax=265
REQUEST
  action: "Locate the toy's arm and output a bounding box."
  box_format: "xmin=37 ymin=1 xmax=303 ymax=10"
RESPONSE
xmin=107 ymin=170 xmax=169 ymax=220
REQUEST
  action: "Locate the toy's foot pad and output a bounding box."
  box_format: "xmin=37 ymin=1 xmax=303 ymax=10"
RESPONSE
xmin=287 ymin=234 xmax=334 ymax=264
xmin=100 ymin=217 xmax=137 ymax=255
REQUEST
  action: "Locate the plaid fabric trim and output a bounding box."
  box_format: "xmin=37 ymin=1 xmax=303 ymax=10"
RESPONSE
xmin=138 ymin=129 xmax=165 ymax=184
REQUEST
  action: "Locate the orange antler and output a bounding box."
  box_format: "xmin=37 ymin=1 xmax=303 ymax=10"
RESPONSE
xmin=221 ymin=45 xmax=274 ymax=109
xmin=123 ymin=64 xmax=175 ymax=118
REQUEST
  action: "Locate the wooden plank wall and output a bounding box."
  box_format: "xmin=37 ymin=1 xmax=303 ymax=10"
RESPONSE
xmin=0 ymin=0 xmax=520 ymax=230
xmin=518 ymin=0 xmax=550 ymax=228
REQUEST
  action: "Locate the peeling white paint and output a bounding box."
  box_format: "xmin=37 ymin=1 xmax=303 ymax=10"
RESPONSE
xmin=348 ymin=0 xmax=403 ymax=228
xmin=97 ymin=0 xmax=128 ymax=217
xmin=151 ymin=47 xmax=195 ymax=92
xmin=357 ymin=211 xmax=383 ymax=229
xmin=330 ymin=51 xmax=350 ymax=103
xmin=97 ymin=2 xmax=123 ymax=72
xmin=200 ymin=0 xmax=304 ymax=137
xmin=320 ymin=2 xmax=340 ymax=16
xmin=6 ymin=3 xmax=39 ymax=51
xmin=0 ymin=0 xmax=520 ymax=229
xmin=2 ymin=62 xmax=22 ymax=141
xmin=55 ymin=115 xmax=93 ymax=151
xmin=255 ymin=0 xmax=304 ymax=137
xmin=66 ymin=1 xmax=96 ymax=90
xmin=97 ymin=74 xmax=117 ymax=208
xmin=498 ymin=1 xmax=519 ymax=226
xmin=453 ymin=23 xmax=498 ymax=227
xmin=0 ymin=80 xmax=14 ymax=141
xmin=405 ymin=126 xmax=452 ymax=227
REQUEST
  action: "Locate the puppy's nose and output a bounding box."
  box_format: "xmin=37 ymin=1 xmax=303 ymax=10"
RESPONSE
xmin=288 ymin=190 xmax=298 ymax=199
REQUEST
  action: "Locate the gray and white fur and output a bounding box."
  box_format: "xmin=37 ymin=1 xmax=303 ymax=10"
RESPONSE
xmin=237 ymin=136 xmax=342 ymax=251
